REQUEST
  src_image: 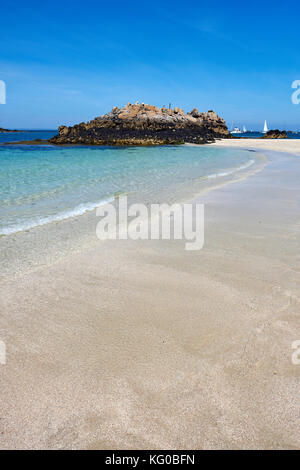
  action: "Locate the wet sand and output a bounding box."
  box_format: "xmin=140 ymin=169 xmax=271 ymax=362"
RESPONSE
xmin=0 ymin=141 xmax=300 ymax=449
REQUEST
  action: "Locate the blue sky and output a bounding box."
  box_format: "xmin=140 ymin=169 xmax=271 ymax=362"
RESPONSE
xmin=0 ymin=0 xmax=300 ymax=130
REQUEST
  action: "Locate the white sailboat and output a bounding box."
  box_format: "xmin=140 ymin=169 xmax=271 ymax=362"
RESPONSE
xmin=243 ymin=126 xmax=247 ymax=133
xmin=262 ymin=120 xmax=268 ymax=134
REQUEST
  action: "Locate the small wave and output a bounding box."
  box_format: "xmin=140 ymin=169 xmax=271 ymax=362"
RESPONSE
xmin=206 ymin=159 xmax=255 ymax=179
xmin=0 ymin=196 xmax=115 ymax=236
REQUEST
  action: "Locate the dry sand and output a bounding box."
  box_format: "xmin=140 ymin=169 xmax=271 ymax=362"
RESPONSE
xmin=0 ymin=139 xmax=300 ymax=449
xmin=212 ymin=137 xmax=300 ymax=155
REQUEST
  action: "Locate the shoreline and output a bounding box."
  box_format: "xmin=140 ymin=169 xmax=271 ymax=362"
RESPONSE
xmin=0 ymin=147 xmax=265 ymax=280
xmin=0 ymin=141 xmax=300 ymax=449
xmin=4 ymin=136 xmax=300 ymax=149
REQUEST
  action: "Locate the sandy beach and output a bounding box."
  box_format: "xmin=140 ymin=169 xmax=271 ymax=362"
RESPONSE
xmin=212 ymin=138 xmax=300 ymax=155
xmin=0 ymin=139 xmax=300 ymax=449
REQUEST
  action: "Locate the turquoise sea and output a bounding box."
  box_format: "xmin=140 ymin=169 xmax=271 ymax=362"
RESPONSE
xmin=0 ymin=131 xmax=257 ymax=236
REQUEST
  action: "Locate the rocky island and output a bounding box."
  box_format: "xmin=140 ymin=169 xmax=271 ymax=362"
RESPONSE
xmin=0 ymin=127 xmax=19 ymax=132
xmin=49 ymin=103 xmax=230 ymax=146
xmin=262 ymin=129 xmax=287 ymax=139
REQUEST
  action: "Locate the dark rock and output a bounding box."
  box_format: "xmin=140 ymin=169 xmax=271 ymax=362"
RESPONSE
xmin=50 ymin=103 xmax=230 ymax=146
xmin=0 ymin=127 xmax=20 ymax=132
xmin=262 ymin=129 xmax=287 ymax=139
xmin=4 ymin=139 xmax=49 ymax=145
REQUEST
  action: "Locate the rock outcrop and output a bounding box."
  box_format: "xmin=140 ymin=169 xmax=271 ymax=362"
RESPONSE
xmin=262 ymin=129 xmax=287 ymax=139
xmin=0 ymin=127 xmax=19 ymax=132
xmin=50 ymin=103 xmax=230 ymax=146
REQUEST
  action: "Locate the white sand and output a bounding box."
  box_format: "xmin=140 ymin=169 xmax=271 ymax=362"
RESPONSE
xmin=211 ymin=137 xmax=300 ymax=155
xmin=0 ymin=140 xmax=300 ymax=449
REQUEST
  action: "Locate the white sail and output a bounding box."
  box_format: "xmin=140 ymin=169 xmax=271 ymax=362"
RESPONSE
xmin=263 ymin=120 xmax=268 ymax=134
xmin=243 ymin=126 xmax=247 ymax=133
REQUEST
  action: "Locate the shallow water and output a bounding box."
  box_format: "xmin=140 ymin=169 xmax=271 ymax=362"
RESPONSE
xmin=0 ymin=132 xmax=257 ymax=235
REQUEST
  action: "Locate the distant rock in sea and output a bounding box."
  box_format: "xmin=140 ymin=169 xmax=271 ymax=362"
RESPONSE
xmin=262 ymin=129 xmax=287 ymax=139
xmin=50 ymin=103 xmax=230 ymax=146
xmin=0 ymin=127 xmax=19 ymax=133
